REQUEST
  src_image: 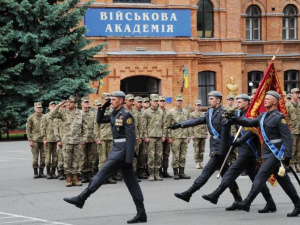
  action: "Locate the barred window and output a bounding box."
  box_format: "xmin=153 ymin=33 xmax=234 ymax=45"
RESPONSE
xmin=198 ymin=71 xmax=216 ymax=106
xmin=246 ymin=5 xmax=261 ymax=40
xmin=248 ymin=71 xmax=263 ymax=95
xmin=284 ymin=70 xmax=299 ymax=93
xmin=197 ymin=0 xmax=214 ymax=38
xmin=283 ymin=5 xmax=298 ymax=40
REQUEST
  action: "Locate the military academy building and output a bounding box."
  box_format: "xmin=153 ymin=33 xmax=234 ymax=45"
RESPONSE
xmin=79 ymin=0 xmax=300 ymax=107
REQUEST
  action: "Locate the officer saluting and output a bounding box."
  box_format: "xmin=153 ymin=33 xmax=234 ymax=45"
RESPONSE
xmin=170 ymin=91 xmax=242 ymax=210
xmin=226 ymin=91 xmax=300 ymax=217
xmin=63 ymin=91 xmax=147 ymax=224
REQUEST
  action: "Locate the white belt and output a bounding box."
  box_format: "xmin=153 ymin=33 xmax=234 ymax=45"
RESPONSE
xmin=114 ymin=138 xmax=126 ymax=143
xmin=270 ymin=139 xmax=282 ymax=144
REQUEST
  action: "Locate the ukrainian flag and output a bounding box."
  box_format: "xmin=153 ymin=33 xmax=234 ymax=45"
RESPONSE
xmin=184 ymin=65 xmax=188 ymax=88
xmin=100 ymin=79 xmax=104 ymax=89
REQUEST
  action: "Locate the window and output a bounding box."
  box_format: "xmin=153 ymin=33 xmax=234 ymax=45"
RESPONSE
xmin=120 ymin=76 xmax=159 ymax=97
xmin=283 ymin=5 xmax=298 ymax=40
xmin=113 ymin=0 xmax=151 ymax=3
xmin=198 ymin=71 xmax=216 ymax=106
xmin=197 ymin=0 xmax=213 ymax=38
xmin=248 ymin=71 xmax=263 ymax=95
xmin=284 ymin=70 xmax=299 ymax=93
xmin=246 ymin=5 xmax=261 ymax=40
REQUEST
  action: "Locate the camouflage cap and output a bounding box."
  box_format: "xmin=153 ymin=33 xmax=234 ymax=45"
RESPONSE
xmin=142 ymin=97 xmax=149 ymax=102
xmin=291 ymin=88 xmax=300 ymax=93
xmin=81 ymin=96 xmax=89 ymax=103
xmin=110 ymin=91 xmax=125 ymax=98
xmin=135 ymin=96 xmax=143 ymax=102
xmin=175 ymin=94 xmax=183 ymax=101
xmin=49 ymin=101 xmax=56 ymax=106
xmin=208 ymin=91 xmax=222 ymax=97
xmin=159 ymin=96 xmax=166 ymax=101
xmin=150 ymin=94 xmax=159 ymax=101
xmin=266 ymin=91 xmax=280 ymax=100
xmin=93 ymin=99 xmax=102 ymax=106
xmin=226 ymin=94 xmax=235 ymax=100
xmin=236 ymin=94 xmax=250 ymax=101
xmin=34 ymin=102 xmax=42 ymax=108
xmin=251 ymin=88 xmax=257 ymax=95
xmin=287 ymin=94 xmax=292 ymax=99
xmin=102 ymin=93 xmax=111 ymax=100
xmin=194 ymin=100 xmax=202 ymax=105
xmin=125 ymin=94 xmax=135 ymax=100
xmin=68 ymin=96 xmax=76 ymax=102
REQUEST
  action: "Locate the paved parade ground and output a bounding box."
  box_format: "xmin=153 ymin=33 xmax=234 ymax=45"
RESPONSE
xmin=0 ymin=140 xmax=299 ymax=225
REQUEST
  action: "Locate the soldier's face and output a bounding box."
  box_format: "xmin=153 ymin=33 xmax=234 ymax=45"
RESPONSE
xmin=159 ymin=100 xmax=166 ymax=107
xmin=135 ymin=101 xmax=142 ymax=109
xmin=34 ymin=107 xmax=42 ymax=113
xmin=81 ymin=101 xmax=90 ymax=109
xmin=196 ymin=105 xmax=201 ymax=110
xmin=227 ymin=98 xmax=234 ymax=106
xmin=67 ymin=101 xmax=76 ymax=109
xmin=264 ymin=95 xmax=277 ymax=108
xmin=236 ymin=99 xmax=248 ymax=110
xmin=208 ymin=96 xmax=220 ymax=108
xmin=111 ymin=97 xmax=123 ymax=109
xmin=48 ymin=104 xmax=56 ymax=111
xmin=151 ymin=100 xmax=158 ymax=108
xmin=143 ymin=102 xmax=150 ymax=108
xmin=292 ymin=92 xmax=299 ymax=101
xmin=125 ymin=99 xmax=134 ymax=108
xmin=175 ymin=100 xmax=183 ymax=107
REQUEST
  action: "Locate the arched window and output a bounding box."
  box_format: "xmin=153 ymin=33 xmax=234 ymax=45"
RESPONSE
xmin=197 ymin=0 xmax=213 ymax=38
xmin=246 ymin=5 xmax=261 ymax=40
xmin=198 ymin=71 xmax=216 ymax=106
xmin=248 ymin=71 xmax=263 ymax=95
xmin=283 ymin=5 xmax=298 ymax=40
xmin=284 ymin=70 xmax=299 ymax=92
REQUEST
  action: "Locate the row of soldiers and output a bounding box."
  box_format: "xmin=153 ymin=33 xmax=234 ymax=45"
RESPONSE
xmin=25 ymin=93 xmax=209 ymax=186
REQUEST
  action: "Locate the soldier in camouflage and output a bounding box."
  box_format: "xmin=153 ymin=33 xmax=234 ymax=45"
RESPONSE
xmin=54 ymin=116 xmax=64 ymax=180
xmin=158 ymin=96 xmax=173 ymax=178
xmin=92 ymin=99 xmax=101 ymax=175
xmin=166 ymin=94 xmax=191 ymax=180
xmin=80 ymin=97 xmax=96 ymax=183
xmin=41 ymin=101 xmax=59 ymax=179
xmin=26 ymin=102 xmax=46 ymax=178
xmin=50 ymin=96 xmax=86 ymax=187
xmin=190 ymin=100 xmax=208 ymax=169
xmin=124 ymin=94 xmax=142 ymax=182
xmin=286 ymin=88 xmax=300 ymax=172
xmin=94 ymin=93 xmax=116 ymax=184
xmin=142 ymin=97 xmax=150 ymax=112
xmin=142 ymin=94 xmax=167 ymax=181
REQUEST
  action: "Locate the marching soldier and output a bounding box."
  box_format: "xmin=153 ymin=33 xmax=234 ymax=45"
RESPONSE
xmin=64 ymin=91 xmax=147 ymax=224
xmin=165 ymin=94 xmax=191 ymax=180
xmin=285 ymin=88 xmax=300 ymax=172
xmin=170 ymin=91 xmax=242 ymax=210
xmin=142 ymin=94 xmax=167 ymax=181
xmin=226 ymin=91 xmax=300 ymax=217
xmin=26 ymin=102 xmax=46 ymax=178
xmin=94 ymin=93 xmax=116 ymax=184
xmin=124 ymin=94 xmax=142 ymax=182
xmin=41 ymin=101 xmax=59 ymax=179
xmin=80 ymin=97 xmax=96 ymax=183
xmin=158 ymin=96 xmax=173 ymax=178
xmin=190 ymin=100 xmax=207 ymax=169
xmin=202 ymin=94 xmax=277 ymax=213
xmin=50 ymin=96 xmax=86 ymax=187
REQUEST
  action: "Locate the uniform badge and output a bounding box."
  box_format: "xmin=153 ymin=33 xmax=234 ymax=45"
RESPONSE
xmin=281 ymin=118 xmax=287 ymax=124
xmin=126 ymin=118 xmax=132 ymax=124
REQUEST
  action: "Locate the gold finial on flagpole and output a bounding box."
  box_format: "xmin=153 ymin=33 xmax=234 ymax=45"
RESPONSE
xmin=272 ymin=48 xmax=280 ymax=61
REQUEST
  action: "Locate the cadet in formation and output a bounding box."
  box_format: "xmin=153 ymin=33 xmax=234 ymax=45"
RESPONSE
xmin=169 ymin=91 xmax=242 ymax=210
xmin=63 ymin=91 xmax=147 ymax=224
xmin=202 ymin=94 xmax=276 ymax=213
xmin=225 ymin=91 xmax=300 ymax=217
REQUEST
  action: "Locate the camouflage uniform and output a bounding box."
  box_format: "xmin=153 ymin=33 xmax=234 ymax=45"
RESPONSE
xmin=166 ymin=95 xmax=191 ymax=179
xmin=286 ymin=88 xmax=300 ymax=172
xmin=41 ymin=107 xmax=59 ymax=178
xmin=190 ymin=106 xmax=207 ymax=169
xmin=50 ymin=98 xmax=86 ymax=186
xmin=54 ymin=118 xmax=65 ymax=179
xmin=142 ymin=94 xmax=167 ymax=180
xmin=26 ymin=104 xmax=45 ymax=177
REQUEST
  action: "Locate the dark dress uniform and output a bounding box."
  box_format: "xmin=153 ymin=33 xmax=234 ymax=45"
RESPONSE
xmin=233 ymin=109 xmax=300 ymax=216
xmin=202 ymin=108 xmax=276 ymax=213
xmin=63 ymin=94 xmax=147 ymax=224
xmin=174 ymin=105 xmax=242 ymax=209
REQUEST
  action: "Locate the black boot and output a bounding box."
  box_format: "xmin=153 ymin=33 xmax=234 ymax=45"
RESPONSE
xmin=127 ymin=201 xmax=147 ymax=224
xmin=179 ymin=167 xmax=190 ymax=179
xmin=81 ymin=172 xmax=89 ymax=183
xmin=46 ymin=167 xmax=52 ymax=179
xmin=159 ymin=167 xmax=163 ymax=177
xmin=33 ymin=168 xmax=39 ymax=179
xmin=258 ymin=191 xmax=276 ymax=213
xmin=202 ymin=185 xmax=226 ymax=205
xmin=173 ymin=168 xmax=179 ymax=180
xmin=163 ymin=167 xmax=173 ymax=178
xmin=63 ymin=188 xmax=92 ymax=209
xmin=51 ymin=167 xmax=58 ymax=179
xmin=235 ymin=191 xmax=257 ymax=212
xmin=174 ymin=183 xmax=201 ymax=202
xmin=226 ymin=189 xmax=243 ymax=211
xmin=287 ymin=196 xmax=300 ymax=217
xmin=58 ymin=170 xmax=65 ymax=180
xmin=39 ymin=168 xmax=46 ymax=178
